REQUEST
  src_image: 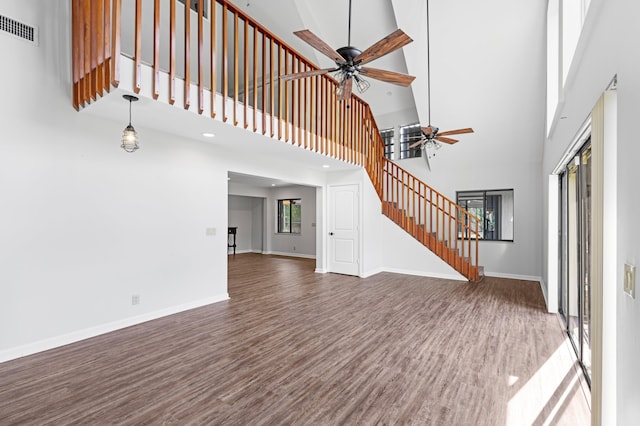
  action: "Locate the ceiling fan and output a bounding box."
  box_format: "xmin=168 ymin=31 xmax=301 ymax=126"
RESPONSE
xmin=280 ymin=0 xmax=416 ymax=104
xmin=409 ymin=0 xmax=473 ymax=156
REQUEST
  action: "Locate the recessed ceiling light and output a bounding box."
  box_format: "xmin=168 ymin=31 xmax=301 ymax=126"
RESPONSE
xmin=322 ymin=164 xmax=330 ymax=168
xmin=271 ymin=184 xmax=276 ymax=187
xmin=202 ymin=132 xmax=215 ymax=138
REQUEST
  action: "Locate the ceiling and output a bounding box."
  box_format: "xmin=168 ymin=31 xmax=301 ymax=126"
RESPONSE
xmin=228 ymin=0 xmax=417 ymax=120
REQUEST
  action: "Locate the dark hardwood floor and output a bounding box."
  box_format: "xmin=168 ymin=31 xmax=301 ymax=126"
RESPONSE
xmin=0 ymin=254 xmax=590 ymax=425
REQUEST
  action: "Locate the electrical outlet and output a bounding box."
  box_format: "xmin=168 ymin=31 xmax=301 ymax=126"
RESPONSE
xmin=624 ymin=264 xmax=635 ymax=299
xmin=293 ymin=245 xmax=296 ymax=251
xmin=132 ymin=294 xmax=140 ymax=305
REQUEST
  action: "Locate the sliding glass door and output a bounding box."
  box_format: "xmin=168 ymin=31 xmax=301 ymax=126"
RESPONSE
xmin=558 ymin=139 xmax=592 ymax=384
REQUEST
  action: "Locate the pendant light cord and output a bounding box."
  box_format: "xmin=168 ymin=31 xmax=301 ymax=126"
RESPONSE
xmin=128 ymin=98 xmax=133 ymax=126
xmin=426 ymin=0 xmax=431 ymax=125
xmin=348 ymin=0 xmax=352 ymax=46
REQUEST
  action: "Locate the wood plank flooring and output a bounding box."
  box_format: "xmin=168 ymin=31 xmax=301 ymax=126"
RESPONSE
xmin=0 ymin=254 xmax=590 ymax=425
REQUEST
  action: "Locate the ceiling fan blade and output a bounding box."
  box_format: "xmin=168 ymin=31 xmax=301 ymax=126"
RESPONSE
xmin=338 ymin=77 xmax=353 ymax=102
xmin=280 ymin=68 xmax=334 ymax=81
xmin=435 ymin=136 xmax=459 ymax=144
xmin=409 ymin=139 xmax=423 ymax=149
xmin=422 ymin=126 xmax=434 ymax=136
xmin=360 ymin=67 xmax=415 ymax=87
xmin=422 ymin=146 xmax=432 ymax=171
xmin=293 ymin=30 xmax=346 ymax=63
xmin=437 ymin=128 xmax=474 ymax=137
xmin=354 ymin=29 xmax=413 ymax=66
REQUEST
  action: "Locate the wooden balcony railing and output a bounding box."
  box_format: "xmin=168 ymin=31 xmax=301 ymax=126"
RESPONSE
xmin=71 ymin=0 xmax=479 ymax=280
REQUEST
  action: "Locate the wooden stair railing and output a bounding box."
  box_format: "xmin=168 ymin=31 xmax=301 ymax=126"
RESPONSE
xmin=382 ymin=159 xmax=481 ymax=281
xmin=70 ymin=0 xmax=479 ymax=280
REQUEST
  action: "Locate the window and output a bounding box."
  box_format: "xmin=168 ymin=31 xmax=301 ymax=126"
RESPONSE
xmin=399 ymin=123 xmax=422 ymax=159
xmin=380 ymin=128 xmax=394 ymax=160
xmin=456 ymin=189 xmax=514 ymax=241
xmin=277 ymin=199 xmax=302 ymax=233
xmin=178 ymin=0 xmax=208 ymax=18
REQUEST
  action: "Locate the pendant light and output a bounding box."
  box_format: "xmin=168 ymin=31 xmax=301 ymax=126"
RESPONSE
xmin=121 ymin=94 xmax=139 ymax=153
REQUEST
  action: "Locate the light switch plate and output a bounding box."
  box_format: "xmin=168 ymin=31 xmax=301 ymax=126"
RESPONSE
xmin=624 ymin=263 xmax=635 ymax=299
xmin=206 ymin=227 xmax=216 ymax=236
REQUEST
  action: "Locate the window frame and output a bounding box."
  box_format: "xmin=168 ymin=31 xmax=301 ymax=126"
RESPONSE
xmin=277 ymin=198 xmax=302 ymax=234
xmin=399 ymin=123 xmax=423 ymax=159
xmin=456 ymin=189 xmax=514 ymax=242
xmin=380 ymin=128 xmax=395 ymax=160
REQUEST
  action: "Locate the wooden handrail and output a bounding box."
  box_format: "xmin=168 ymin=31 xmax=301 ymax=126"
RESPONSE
xmin=71 ymin=0 xmax=477 ymax=280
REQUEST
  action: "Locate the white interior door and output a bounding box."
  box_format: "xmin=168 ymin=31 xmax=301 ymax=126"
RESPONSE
xmin=328 ymin=184 xmax=359 ymax=276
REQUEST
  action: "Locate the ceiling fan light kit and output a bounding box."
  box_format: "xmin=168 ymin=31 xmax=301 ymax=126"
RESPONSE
xmin=280 ymin=0 xmax=416 ymax=104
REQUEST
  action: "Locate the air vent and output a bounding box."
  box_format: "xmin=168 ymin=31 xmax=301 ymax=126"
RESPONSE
xmin=0 ymin=15 xmax=38 ymax=45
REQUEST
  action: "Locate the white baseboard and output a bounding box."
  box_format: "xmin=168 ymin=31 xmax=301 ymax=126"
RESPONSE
xmin=315 ymin=268 xmax=327 ymax=274
xmin=0 ymin=293 xmax=229 ymax=364
xmin=361 ymin=267 xmax=385 ymax=278
xmin=263 ymin=251 xmax=316 ymax=259
xmin=380 ymin=267 xmax=467 ymax=281
xmin=484 ymin=272 xmax=543 ymax=283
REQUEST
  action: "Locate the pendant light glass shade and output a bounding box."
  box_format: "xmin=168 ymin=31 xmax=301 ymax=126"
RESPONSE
xmin=121 ymin=95 xmax=139 ymax=153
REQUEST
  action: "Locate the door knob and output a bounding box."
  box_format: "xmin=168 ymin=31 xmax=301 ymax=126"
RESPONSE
xmin=329 ymin=232 xmax=334 ymax=236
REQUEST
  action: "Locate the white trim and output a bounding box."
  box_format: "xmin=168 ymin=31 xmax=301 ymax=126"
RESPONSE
xmin=381 ymin=268 xmax=467 ymax=281
xmin=361 ymin=267 xmax=385 ymax=278
xmin=263 ymin=251 xmax=316 ymax=259
xmin=314 ymin=268 xmax=327 ymax=274
xmin=552 ymin=117 xmax=591 ymax=175
xmin=484 ymin=272 xmax=544 ymax=283
xmin=0 ymin=294 xmax=229 ymax=364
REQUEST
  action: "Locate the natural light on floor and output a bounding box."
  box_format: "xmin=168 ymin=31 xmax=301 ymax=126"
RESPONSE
xmin=506 ymin=337 xmax=589 ymax=425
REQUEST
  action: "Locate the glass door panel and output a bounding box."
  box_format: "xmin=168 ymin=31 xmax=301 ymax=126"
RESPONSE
xmin=579 ymin=146 xmax=592 ymax=377
xmin=567 ymin=160 xmax=580 ymax=350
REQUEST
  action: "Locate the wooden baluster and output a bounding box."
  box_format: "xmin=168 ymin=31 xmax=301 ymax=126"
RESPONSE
xmin=90 ymin=0 xmax=98 ymax=100
xmin=252 ymin=26 xmax=257 ymax=132
xmin=232 ymin=11 xmax=238 ymax=124
xmin=323 ymin=77 xmax=328 ymax=155
xmin=303 ymin=63 xmax=308 ymax=149
xmin=183 ymin=0 xmax=190 ymax=108
xmin=103 ymin=0 xmax=111 ymax=92
xmin=153 ymin=0 xmax=160 ymax=99
xmin=169 ymin=0 xmax=176 ymax=104
xmin=210 ymin=0 xmax=216 ymax=117
xmin=199 ymin=0 xmax=205 ymax=114
xmin=221 ymin=3 xmax=227 ymax=119
xmin=111 ymin=0 xmax=121 ymax=87
xmin=83 ymin=0 xmax=90 ymax=103
xmin=270 ymin=38 xmax=275 ymax=138
xmin=278 ymin=44 xmax=286 ymax=140
xmin=72 ymin=0 xmax=81 ymax=109
xmin=296 ymin=58 xmax=301 ymax=146
xmin=96 ymin=0 xmax=104 ymax=98
xmin=262 ymin=32 xmax=267 ymax=135
xmin=284 ymin=51 xmax=289 ymax=141
xmin=243 ymin=19 xmax=248 ymax=128
xmin=277 ymin=44 xmax=283 ymax=139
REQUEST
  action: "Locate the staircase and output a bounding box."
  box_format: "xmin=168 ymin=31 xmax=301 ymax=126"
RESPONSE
xmin=69 ymin=0 xmax=481 ymax=281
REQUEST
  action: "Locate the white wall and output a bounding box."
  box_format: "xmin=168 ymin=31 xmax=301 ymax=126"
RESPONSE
xmin=228 ymin=195 xmax=263 ymax=253
xmin=0 ymin=0 xmax=229 ymax=360
xmin=541 ymin=0 xmax=640 ymax=424
xmin=266 ymin=185 xmax=317 ymax=257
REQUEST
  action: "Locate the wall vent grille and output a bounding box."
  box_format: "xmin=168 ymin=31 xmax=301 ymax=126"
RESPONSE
xmin=0 ymin=15 xmax=38 ymax=45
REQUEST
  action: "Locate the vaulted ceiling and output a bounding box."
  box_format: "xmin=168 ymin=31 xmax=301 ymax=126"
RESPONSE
xmin=226 ymin=0 xmax=548 ymax=171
